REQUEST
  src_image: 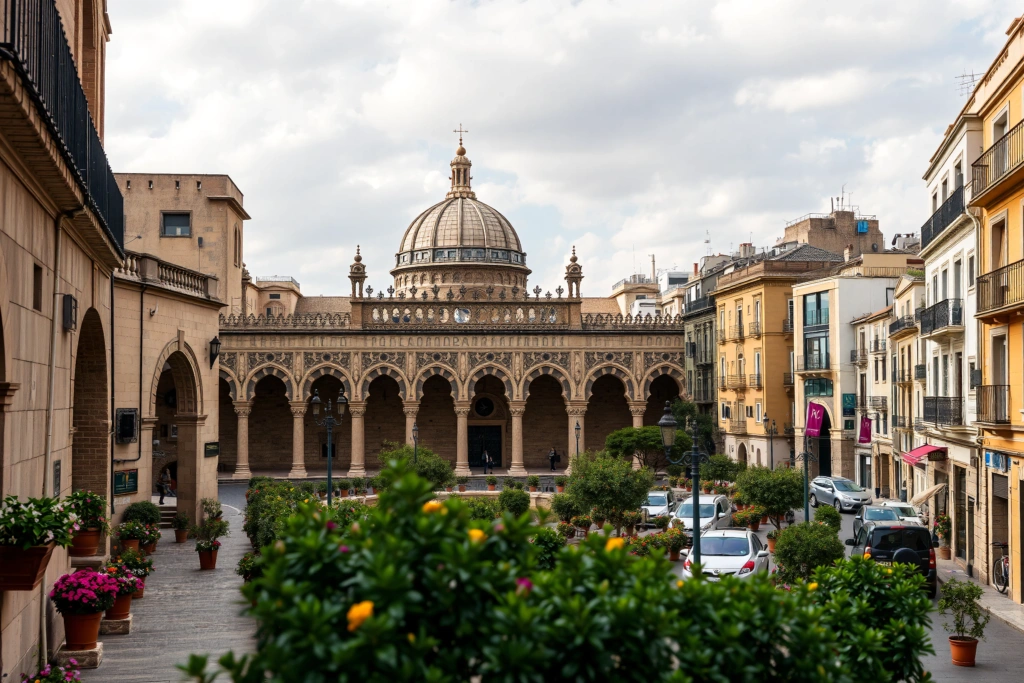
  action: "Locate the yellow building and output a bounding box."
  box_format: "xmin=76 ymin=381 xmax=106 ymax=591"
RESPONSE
xmin=886 ymin=275 xmax=926 ymax=501
xmin=713 ymin=244 xmax=842 ymax=467
xmin=967 ymin=15 xmax=1024 ymax=605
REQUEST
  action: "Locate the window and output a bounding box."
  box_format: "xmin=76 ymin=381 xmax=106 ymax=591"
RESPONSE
xmin=746 ymin=405 xmax=754 ymax=418
xmin=32 ymin=263 xmax=43 ymax=311
xmin=941 ymin=178 xmax=948 ymax=201
xmin=269 ymin=293 xmax=281 ymax=300
xmin=968 ymin=255 xmax=975 ymax=286
xmin=953 ymin=260 xmax=962 ymax=299
xmin=881 ymin=357 xmax=886 ymax=382
xmin=803 ymin=292 xmax=828 ymax=325
xmin=803 ymin=379 xmax=833 ymax=397
xmin=161 ymin=213 xmax=191 ymax=237
xmin=233 ymin=225 xmax=241 ymax=266
xmin=954 ymin=162 xmax=963 ymax=189
xmin=932 ymin=193 xmax=938 ymax=212
xmin=756 ymin=402 xmax=763 ymax=423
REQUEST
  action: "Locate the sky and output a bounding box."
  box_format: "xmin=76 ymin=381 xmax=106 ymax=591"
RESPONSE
xmin=105 ymin=0 xmax=1018 ymax=296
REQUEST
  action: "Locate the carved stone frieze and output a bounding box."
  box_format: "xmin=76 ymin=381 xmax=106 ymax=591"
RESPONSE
xmin=303 ymin=351 xmax=351 ymax=369
xmin=643 ymin=351 xmax=684 ymax=369
xmin=584 ymin=351 xmax=633 ymax=370
xmin=416 ymin=351 xmax=458 ymax=370
xmin=247 ymin=351 xmax=293 ymax=370
xmin=220 ymin=352 xmax=237 ymax=372
xmin=364 ymin=351 xmax=406 ymax=368
xmin=522 ymin=351 xmax=570 ymax=371
xmin=468 ymin=351 xmax=512 ymax=370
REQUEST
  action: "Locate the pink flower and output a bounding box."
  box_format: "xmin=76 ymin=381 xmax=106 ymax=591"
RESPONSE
xmin=515 ymin=577 xmax=533 ymax=595
xmin=339 ymin=545 xmax=350 ymax=553
xmin=326 ymin=521 xmax=337 ymax=531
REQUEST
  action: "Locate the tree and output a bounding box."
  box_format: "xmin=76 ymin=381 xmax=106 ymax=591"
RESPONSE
xmin=376 ymin=442 xmax=454 ymax=491
xmin=671 ymin=398 xmax=718 ymax=454
xmin=565 ymin=451 xmax=654 ymax=533
xmin=736 ymin=466 xmax=803 ymax=529
xmin=699 ymin=454 xmax=744 ymax=483
xmin=603 ymin=426 xmax=691 ymax=472
xmin=772 ymin=522 xmax=845 ymax=583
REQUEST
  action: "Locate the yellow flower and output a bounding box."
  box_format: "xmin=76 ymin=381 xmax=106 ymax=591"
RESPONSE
xmin=676 ymin=580 xmax=684 ymax=588
xmin=468 ymin=528 xmax=487 ymax=543
xmin=886 ymin=568 xmax=893 ymax=574
xmin=807 ymin=582 xmax=818 ymax=591
xmin=407 ymin=632 xmax=416 ymax=643
xmin=347 ymin=600 xmax=374 ymax=632
xmin=422 ymin=500 xmax=444 ymax=514
xmin=605 ymin=537 xmax=625 ymax=552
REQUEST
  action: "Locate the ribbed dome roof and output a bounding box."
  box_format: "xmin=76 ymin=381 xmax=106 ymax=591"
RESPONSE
xmin=400 ymin=197 xmax=522 ymax=252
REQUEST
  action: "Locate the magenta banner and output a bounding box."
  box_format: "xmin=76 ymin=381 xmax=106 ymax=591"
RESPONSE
xmin=858 ymin=416 xmax=872 ymax=444
xmin=806 ymin=402 xmax=825 ymax=437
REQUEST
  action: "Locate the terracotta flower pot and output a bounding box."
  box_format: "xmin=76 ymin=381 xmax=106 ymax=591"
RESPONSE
xmin=105 ymin=593 xmax=132 ymax=621
xmin=340 ymin=490 xmax=349 ymax=498
xmin=142 ymin=542 xmax=156 ymax=556
xmin=69 ymin=528 xmax=102 ymax=557
xmin=63 ymin=611 xmax=103 ymax=651
xmin=0 ymin=543 xmax=56 ymax=591
xmin=556 ymin=486 xmax=564 ymax=493
xmin=174 ymin=530 xmax=188 ymax=543
xmin=487 ymin=485 xmax=496 ymax=491
xmin=121 ymin=539 xmax=140 ymax=553
xmin=748 ymin=520 xmax=761 ymax=532
xmin=133 ymin=586 xmax=145 ymax=600
xmin=767 ymin=538 xmax=776 ymax=553
xmin=529 ymin=486 xmax=537 ymax=492
xmin=761 ymin=515 xmax=769 ymax=525
xmin=703 ymin=488 xmax=712 ymax=494
xmin=446 ymin=487 xmax=453 ymax=493
xmin=669 ymin=549 xmax=680 ymax=561
xmin=198 ymin=549 xmax=219 ymax=570
xmin=459 ymin=485 xmax=466 ymax=492
xmin=949 ymin=636 xmax=978 ymax=667
xmin=939 ymin=546 xmax=951 ymax=560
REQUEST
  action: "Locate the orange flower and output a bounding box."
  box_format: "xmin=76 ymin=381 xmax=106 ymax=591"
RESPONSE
xmin=468 ymin=529 xmax=487 ymax=543
xmin=347 ymin=600 xmax=374 ymax=632
xmin=605 ymin=537 xmax=625 ymax=552
xmin=422 ymin=500 xmax=444 ymax=514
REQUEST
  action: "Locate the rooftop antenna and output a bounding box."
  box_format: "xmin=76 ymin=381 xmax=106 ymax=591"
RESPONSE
xmin=956 ymin=70 xmax=981 ymax=96
xmin=840 ymin=184 xmax=846 ymax=210
xmin=704 ymin=230 xmax=711 ymax=257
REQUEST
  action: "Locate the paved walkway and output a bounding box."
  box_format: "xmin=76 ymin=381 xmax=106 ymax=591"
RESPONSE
xmin=81 ymin=494 xmax=254 ymax=682
xmin=936 ymin=556 xmax=1024 ymax=634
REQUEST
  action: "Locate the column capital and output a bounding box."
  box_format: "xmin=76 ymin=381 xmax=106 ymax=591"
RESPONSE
xmin=455 ymin=404 xmax=471 ymax=418
xmin=289 ymin=401 xmax=308 ymax=417
xmin=233 ymin=400 xmax=252 ymax=417
xmin=628 ymin=403 xmax=647 ymax=417
xmin=566 ymin=403 xmax=587 ymax=417
xmin=348 ymin=401 xmax=367 ymax=417
xmin=403 ymin=406 xmax=419 ymax=418
xmin=509 ymin=405 xmax=527 ymax=417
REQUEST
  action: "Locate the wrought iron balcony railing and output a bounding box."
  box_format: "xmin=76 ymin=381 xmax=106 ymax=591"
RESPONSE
xmin=892 ymin=415 xmax=907 ymax=428
xmin=685 ymin=296 xmax=713 ymax=315
xmin=977 ymin=385 xmax=1010 ymax=424
xmin=972 ymin=117 xmax=1024 ymax=198
xmin=796 ymin=354 xmax=831 ymax=372
xmin=870 ymin=339 xmax=887 ymax=353
xmin=804 ymin=309 xmax=829 ymax=327
xmin=748 ymin=373 xmax=762 ymax=388
xmin=692 ymin=387 xmax=714 ymax=403
xmin=851 ymin=348 xmax=869 ymax=364
xmin=919 ymin=298 xmax=963 ymax=336
xmin=727 ymin=324 xmax=745 ymax=341
xmin=783 ymin=372 xmax=794 ymax=387
xmin=889 ymin=315 xmax=917 ymax=337
xmin=915 ymin=364 xmax=927 ymax=381
xmin=782 ymin=318 xmax=794 ymax=334
xmin=977 ymin=259 xmax=1024 ymax=315
xmin=726 ymin=374 xmax=747 ymax=389
xmin=870 ymin=396 xmax=888 ymax=411
xmin=719 ymin=376 xmax=727 ymax=389
xmin=747 ymin=321 xmax=761 ymax=337
xmin=920 ymin=185 xmax=965 ymax=250
xmin=923 ymin=397 xmax=963 ymax=426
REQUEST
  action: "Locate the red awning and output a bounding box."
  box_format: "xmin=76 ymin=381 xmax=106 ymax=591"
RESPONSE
xmin=902 ymin=444 xmax=947 ymax=466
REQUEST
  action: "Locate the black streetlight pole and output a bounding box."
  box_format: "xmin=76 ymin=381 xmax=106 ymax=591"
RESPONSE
xmin=311 ymin=386 xmax=347 ymax=506
xmin=659 ymin=402 xmax=709 ymax=567
xmin=764 ymin=414 xmax=777 ymax=470
xmin=795 ymin=433 xmax=818 ymax=523
xmin=412 ymin=422 xmax=419 ymax=464
xmin=574 ymin=420 xmax=581 ymax=456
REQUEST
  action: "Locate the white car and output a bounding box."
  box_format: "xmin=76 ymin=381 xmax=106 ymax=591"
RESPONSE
xmin=681 ymin=528 xmax=770 ymax=581
xmin=878 ymin=501 xmax=925 ymax=526
xmin=642 ymin=490 xmax=677 ymax=525
xmin=671 ymin=494 xmax=732 ymax=536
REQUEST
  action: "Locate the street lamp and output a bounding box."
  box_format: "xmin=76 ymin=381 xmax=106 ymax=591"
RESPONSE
xmin=412 ymin=421 xmax=419 ymax=464
xmin=764 ymin=414 xmax=777 ymax=470
xmin=311 ymin=385 xmax=347 ymax=506
xmin=574 ymin=420 xmax=581 ymax=455
xmin=659 ymin=402 xmax=709 ymax=568
xmin=795 ymin=437 xmax=818 ymax=523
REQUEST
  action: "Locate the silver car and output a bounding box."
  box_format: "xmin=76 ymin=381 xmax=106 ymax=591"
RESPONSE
xmin=878 ymin=501 xmax=924 ymax=526
xmin=642 ymin=490 xmax=677 ymax=526
xmin=681 ymin=528 xmax=770 ymax=580
xmin=809 ymin=476 xmax=872 ymax=513
xmin=672 ymin=494 xmax=732 ymax=536
xmin=852 ymin=505 xmax=900 ymax=537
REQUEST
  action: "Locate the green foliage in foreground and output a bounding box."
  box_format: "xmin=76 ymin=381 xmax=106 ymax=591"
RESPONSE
xmin=773 ymin=521 xmax=846 ymax=584
xmin=181 ymin=462 xmax=935 ymax=683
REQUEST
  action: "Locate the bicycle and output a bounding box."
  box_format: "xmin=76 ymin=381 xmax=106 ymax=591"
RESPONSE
xmin=992 ymin=541 xmax=1010 ymax=594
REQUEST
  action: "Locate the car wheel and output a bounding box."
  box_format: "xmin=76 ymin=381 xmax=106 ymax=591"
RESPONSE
xmin=809 ymin=494 xmax=818 ymax=508
xmin=833 ymin=500 xmax=842 ymax=512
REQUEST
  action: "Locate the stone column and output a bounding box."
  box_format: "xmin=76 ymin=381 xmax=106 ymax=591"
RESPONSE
xmin=455 ymin=403 xmax=471 ymax=476
xmin=348 ymin=402 xmax=366 ymax=477
xmin=288 ymin=401 xmax=307 ymax=479
xmin=508 ymin=402 xmax=527 ymax=475
xmin=567 ymin=404 xmax=587 ymax=457
xmin=629 ymin=402 xmax=646 ymax=428
xmin=403 ymin=401 xmax=419 ymax=446
xmin=233 ymin=400 xmax=252 ymax=479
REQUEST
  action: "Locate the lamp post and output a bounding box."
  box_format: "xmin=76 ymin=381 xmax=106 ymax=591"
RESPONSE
xmin=574 ymin=420 xmax=581 ymax=456
xmin=412 ymin=421 xmax=419 ymax=464
xmin=311 ymin=385 xmax=347 ymax=506
xmin=795 ymin=433 xmax=818 ymax=523
xmin=764 ymin=414 xmax=777 ymax=470
xmin=659 ymin=402 xmax=709 ymax=567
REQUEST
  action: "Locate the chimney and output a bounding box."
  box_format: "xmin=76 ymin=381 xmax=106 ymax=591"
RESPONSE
xmin=844 ymin=244 xmax=853 ymax=262
xmin=693 ymin=262 xmax=698 ymax=275
xmin=650 ymin=254 xmax=656 ymax=282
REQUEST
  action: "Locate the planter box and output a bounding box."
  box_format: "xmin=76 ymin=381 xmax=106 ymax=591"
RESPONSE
xmin=0 ymin=542 xmax=57 ymax=590
xmin=69 ymin=528 xmax=101 ymax=557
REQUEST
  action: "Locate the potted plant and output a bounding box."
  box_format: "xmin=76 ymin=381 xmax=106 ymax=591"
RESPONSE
xmin=621 ymin=509 xmax=643 ymax=537
xmin=741 ymin=506 xmax=764 ymax=532
xmin=337 ymin=479 xmax=352 ymax=498
xmin=49 ymin=569 xmax=118 ymax=650
xmin=141 ymin=523 xmax=161 ymax=555
xmin=236 ymin=551 xmax=263 ymax=583
xmin=314 ymin=482 xmax=328 ymax=499
xmin=486 ymin=476 xmax=497 ymax=491
xmin=114 ymin=520 xmax=147 ymax=553
xmin=191 ymin=517 xmax=230 ymax=570
xmin=554 ymin=475 xmax=567 ymax=493
xmin=663 ymin=527 xmax=688 ymax=561
xmin=766 ymin=528 xmax=781 ymax=553
xmin=65 ymin=491 xmax=109 ymax=557
xmin=172 ymin=512 xmax=190 ymax=543
xmin=457 ymin=476 xmax=469 ymax=493
xmin=938 ymin=577 xmax=990 ymax=667
xmin=653 ymin=514 xmax=671 ymax=531
xmin=351 ymin=477 xmax=365 ymax=495
xmin=17 ymin=661 xmax=81 ymax=683
xmin=591 ymin=507 xmax=608 ymax=530
xmin=121 ymin=500 xmax=161 ymax=526
xmin=702 ymin=480 xmax=713 ymax=494
xmin=527 ymin=475 xmax=541 ymax=492
xmin=934 ymin=513 xmax=952 ymax=560
xmin=444 ymin=474 xmax=456 ymax=493
xmin=0 ymin=495 xmax=76 ymax=590
xmin=667 ymin=476 xmax=679 ymax=488
xmin=201 ymin=497 xmax=223 ymax=521
xmin=733 ymin=491 xmax=747 ymax=510
xmin=571 ymin=515 xmax=592 ymax=537
xmin=713 ymin=484 xmax=728 ymax=495
xmin=101 ymin=563 xmax=143 ymax=620
xmin=556 ymin=521 xmax=575 ymax=539
xmin=117 ymin=548 xmax=154 ymax=599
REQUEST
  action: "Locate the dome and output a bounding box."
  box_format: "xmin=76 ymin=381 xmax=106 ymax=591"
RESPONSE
xmin=399 ymin=197 xmax=522 ymax=252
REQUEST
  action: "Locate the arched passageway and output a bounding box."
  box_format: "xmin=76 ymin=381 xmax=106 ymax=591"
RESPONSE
xmin=303 ymin=374 xmax=352 ymax=472
xmin=249 ymin=375 xmax=292 ymax=470
xmin=150 ymin=349 xmax=205 ymax=521
xmin=218 ymin=378 xmax=237 ymax=472
xmin=737 ymin=443 xmax=748 ymax=467
xmin=810 ymin=410 xmax=833 ymax=478
xmin=643 ymin=374 xmax=681 ymax=425
xmin=417 ymin=375 xmax=456 ymax=465
xmin=469 ymin=375 xmax=509 ymax=469
xmin=523 ymin=374 xmax=567 ymax=468
xmin=72 ymin=309 xmax=108 ymax=496
xmin=364 ymin=375 xmax=404 ymax=462
xmin=585 ymin=375 xmax=631 ymax=452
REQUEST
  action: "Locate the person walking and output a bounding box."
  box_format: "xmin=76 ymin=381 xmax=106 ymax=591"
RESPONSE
xmin=158 ymin=468 xmax=172 ymax=505
xmin=548 ymin=447 xmax=557 ymax=472
xmin=482 ymin=450 xmax=492 ymax=475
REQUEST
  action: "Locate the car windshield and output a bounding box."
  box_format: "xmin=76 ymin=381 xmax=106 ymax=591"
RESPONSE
xmin=702 ymin=537 xmax=750 ymax=556
xmin=865 ymin=508 xmax=899 ymax=521
xmin=647 ymin=494 xmax=667 ymax=507
xmin=678 ymin=503 xmax=716 ymax=518
xmin=888 ymin=506 xmax=917 ymax=518
xmin=834 ymin=480 xmax=865 ymax=492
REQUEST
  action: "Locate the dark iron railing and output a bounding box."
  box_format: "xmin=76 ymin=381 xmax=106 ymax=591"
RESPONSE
xmin=726 ymin=374 xmax=747 ymax=389
xmin=870 ymin=339 xmax=887 ymax=353
xmin=685 ymin=297 xmax=713 ymax=315
xmin=728 ymin=324 xmax=745 ymax=341
xmin=747 ymin=321 xmax=761 ymax=337
xmin=972 ymin=117 xmax=1024 ymax=197
xmin=915 ymin=364 xmax=927 ymax=380
xmin=719 ymin=375 xmax=727 ymax=389
xmin=870 ymin=396 xmax=888 ymax=411
xmin=920 ymin=185 xmax=965 ymax=250
xmin=889 ymin=315 xmax=917 ymax=337
xmin=919 ymin=299 xmax=963 ymax=335
xmin=783 ymin=372 xmax=794 ymax=386
xmin=804 ymin=309 xmax=829 ymax=326
xmin=895 ymin=369 xmax=912 ymax=383
xmin=782 ymin=318 xmax=794 ymax=334
xmin=893 ymin=415 xmax=907 ymax=428
xmin=693 ymin=387 xmax=713 ymax=403
xmin=796 ymin=354 xmax=831 ymax=372
xmin=851 ymin=348 xmax=868 ymax=364
xmin=783 ymin=423 xmax=795 ymax=435
xmin=977 ymin=259 xmax=1024 ymax=314
xmin=977 ymin=385 xmax=1010 ymax=424
xmin=0 ymin=0 xmax=124 ymax=253
xmin=923 ymin=397 xmax=963 ymax=426
xmin=914 ymin=417 xmax=924 ymax=430
xmin=856 ymin=394 xmax=870 ymax=410
xmin=748 ymin=373 xmax=762 ymax=388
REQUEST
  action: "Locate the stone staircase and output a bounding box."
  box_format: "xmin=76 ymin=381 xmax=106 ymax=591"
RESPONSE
xmin=158 ymin=504 xmax=177 ymax=529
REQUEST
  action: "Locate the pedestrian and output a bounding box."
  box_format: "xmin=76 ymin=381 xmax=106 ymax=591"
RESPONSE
xmin=482 ymin=450 xmax=491 ymax=474
xmin=548 ymin=447 xmax=557 ymax=471
xmin=158 ymin=468 xmax=172 ymax=505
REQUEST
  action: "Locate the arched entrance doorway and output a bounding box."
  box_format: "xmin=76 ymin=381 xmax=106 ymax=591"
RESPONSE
xmin=249 ymin=375 xmax=292 ymax=470
xmin=417 ymin=375 xmax=456 ymax=466
xmin=469 ymin=375 xmax=508 ymax=469
xmin=523 ymin=374 xmax=567 ymax=468
xmin=810 ymin=410 xmax=833 ymax=478
xmin=72 ymin=309 xmax=108 ymax=497
xmin=218 ymin=378 xmax=237 ymax=472
xmin=585 ymin=375 xmax=631 ymax=452
xmin=643 ymin=374 xmax=682 ymax=424
xmin=151 ymin=350 xmax=205 ymax=521
xmin=364 ymin=375 xmax=404 ymax=462
xmin=737 ymin=443 xmax=748 ymax=467
xmin=303 ymin=374 xmax=352 ymax=472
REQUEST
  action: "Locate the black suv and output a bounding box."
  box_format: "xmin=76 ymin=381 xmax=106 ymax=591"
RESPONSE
xmin=846 ymin=522 xmax=937 ymax=598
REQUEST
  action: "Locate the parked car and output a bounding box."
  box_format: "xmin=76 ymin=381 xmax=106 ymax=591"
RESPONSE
xmin=809 ymin=476 xmax=872 ymax=512
xmin=852 ymin=505 xmax=900 ymax=537
xmin=672 ymin=494 xmax=731 ymax=536
xmin=878 ymin=501 xmax=925 ymax=526
xmin=642 ymin=490 xmax=677 ymax=525
xmin=845 ymin=522 xmax=937 ymax=598
xmin=681 ymin=528 xmax=770 ymax=581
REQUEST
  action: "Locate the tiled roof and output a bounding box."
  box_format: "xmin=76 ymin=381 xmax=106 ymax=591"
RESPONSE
xmin=769 ymin=244 xmax=843 ymax=262
xmin=294 ymin=296 xmax=352 ymax=314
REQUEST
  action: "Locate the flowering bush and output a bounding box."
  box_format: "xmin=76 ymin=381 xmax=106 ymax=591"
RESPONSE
xmin=19 ymin=660 xmax=81 ymax=683
xmin=0 ymin=496 xmax=77 ymax=548
xmin=570 ymin=515 xmax=591 ymax=530
xmin=65 ymin=491 xmax=109 ymax=533
xmin=661 ymin=526 xmax=689 ymax=552
xmin=813 ymin=504 xmax=843 ymax=533
xmin=141 ymin=523 xmax=162 ymax=545
xmin=115 ymin=548 xmax=154 ymax=578
xmin=556 ymin=521 xmax=575 ymax=539
xmin=102 ymin=563 xmax=144 ymax=596
xmin=236 ymin=552 xmax=262 ymax=582
xmin=172 ymin=512 xmax=191 ymax=531
xmin=49 ymin=569 xmax=118 ymax=615
xmin=933 ymin=513 xmax=951 ymax=543
xmin=196 ymin=539 xmax=222 ymax=553
xmin=115 ymin=520 xmax=148 ymax=541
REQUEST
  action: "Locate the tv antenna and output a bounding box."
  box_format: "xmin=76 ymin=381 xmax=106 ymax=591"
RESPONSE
xmin=956 ymin=70 xmax=981 ymax=96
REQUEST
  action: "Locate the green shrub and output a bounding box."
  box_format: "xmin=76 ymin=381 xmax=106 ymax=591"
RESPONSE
xmin=526 ymin=475 xmax=541 ymax=488
xmin=466 ymin=497 xmax=500 ymax=521
xmin=735 ymin=466 xmax=803 ymax=529
xmin=565 ymin=452 xmax=653 ymax=532
xmin=122 ymin=501 xmax=161 ymax=526
xmin=813 ymin=504 xmax=842 ymax=533
xmin=554 ymin=475 xmax=568 ymax=487
xmin=298 ymin=481 xmax=316 ymax=495
xmin=376 ymin=442 xmax=454 ymax=491
xmin=337 ymin=479 xmax=352 ymax=493
xmin=498 ymin=488 xmax=531 ymax=518
xmin=698 ymin=454 xmax=744 ymax=483
xmin=485 ymin=476 xmax=497 ymax=486
xmin=549 ymin=493 xmax=582 ymax=523
xmin=248 ymin=475 xmax=274 ymax=489
xmin=532 ymin=526 xmax=566 ymax=570
xmin=773 ymin=522 xmax=845 ymax=584
xmin=665 ymin=464 xmax=683 ymax=478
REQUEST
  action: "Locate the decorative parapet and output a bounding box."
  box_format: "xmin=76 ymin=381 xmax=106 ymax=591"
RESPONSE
xmin=220 ymin=313 xmax=352 ymax=330
xmin=115 ymin=251 xmax=221 ymax=302
xmin=580 ymin=313 xmax=684 ymax=329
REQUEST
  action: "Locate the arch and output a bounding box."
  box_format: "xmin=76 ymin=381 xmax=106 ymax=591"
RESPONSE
xmin=737 ymin=443 xmax=748 ymax=466
xmin=584 ymin=364 xmax=636 ymax=401
xmin=522 ymin=364 xmax=572 ymax=400
xmin=149 ymin=338 xmax=205 ymax=415
xmin=219 ymin=368 xmax=240 ymax=402
xmin=300 ymin=363 xmax=353 ymax=400
xmin=71 ymin=308 xmax=108 ymax=495
xmin=245 ymin=364 xmax=295 ymax=401
xmin=0 ymin=245 xmax=12 ymax=381
xmin=585 ymin=374 xmax=631 ymax=452
xmin=414 ymin=364 xmax=460 ymax=400
xmin=360 ymin=364 xmax=409 ymax=401
xmin=642 ymin=364 xmax=685 ymax=398
xmin=467 ymin=364 xmax=514 ymax=399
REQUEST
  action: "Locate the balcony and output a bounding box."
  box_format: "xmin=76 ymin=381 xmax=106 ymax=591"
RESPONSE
xmin=870 ymin=339 xmax=887 ymax=354
xmin=851 ymin=348 xmax=869 ymax=365
xmin=922 ymin=397 xmax=963 ymax=427
xmin=783 ymin=372 xmax=794 ymax=387
xmin=915 ymin=364 xmax=927 ymax=381
xmin=726 ymin=374 xmax=747 ymax=390
xmin=783 ymin=423 xmax=795 ymax=435
xmin=856 ymin=395 xmax=870 ymax=410
xmin=685 ymin=296 xmax=713 ymax=315
xmin=888 ymin=315 xmax=917 ymax=339
xmin=747 ymin=321 xmax=761 ymax=338
xmin=727 ymin=324 xmax=745 ymax=341
xmin=719 ymin=376 xmax=727 ymax=390
xmin=796 ymin=354 xmax=831 ymax=373
xmin=977 ymin=259 xmax=1024 ymax=319
xmin=920 ymin=185 xmax=966 ymax=251
xmin=977 ymin=385 xmax=1010 ymax=424
xmin=914 ymin=417 xmax=925 ymax=430
xmin=693 ymin=387 xmax=714 ymax=404
xmin=972 ymin=117 xmax=1024 ymax=205
xmin=748 ymin=373 xmax=762 ymax=388
xmin=870 ymin=396 xmax=888 ymax=411
xmin=782 ymin=318 xmax=794 ymax=334
xmin=0 ymin=0 xmax=124 ymax=255
xmin=726 ymin=419 xmax=747 ymax=435
xmin=804 ymin=309 xmax=829 ymax=327
xmin=893 ymin=415 xmax=907 ymax=428
xmin=895 ymin=369 xmax=912 ymax=385
xmin=919 ymin=299 xmax=963 ymax=339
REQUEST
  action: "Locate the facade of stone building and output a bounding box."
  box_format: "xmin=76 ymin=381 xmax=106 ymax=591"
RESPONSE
xmin=217 ymin=145 xmax=687 ymax=478
xmin=883 ymin=275 xmax=924 ymax=501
